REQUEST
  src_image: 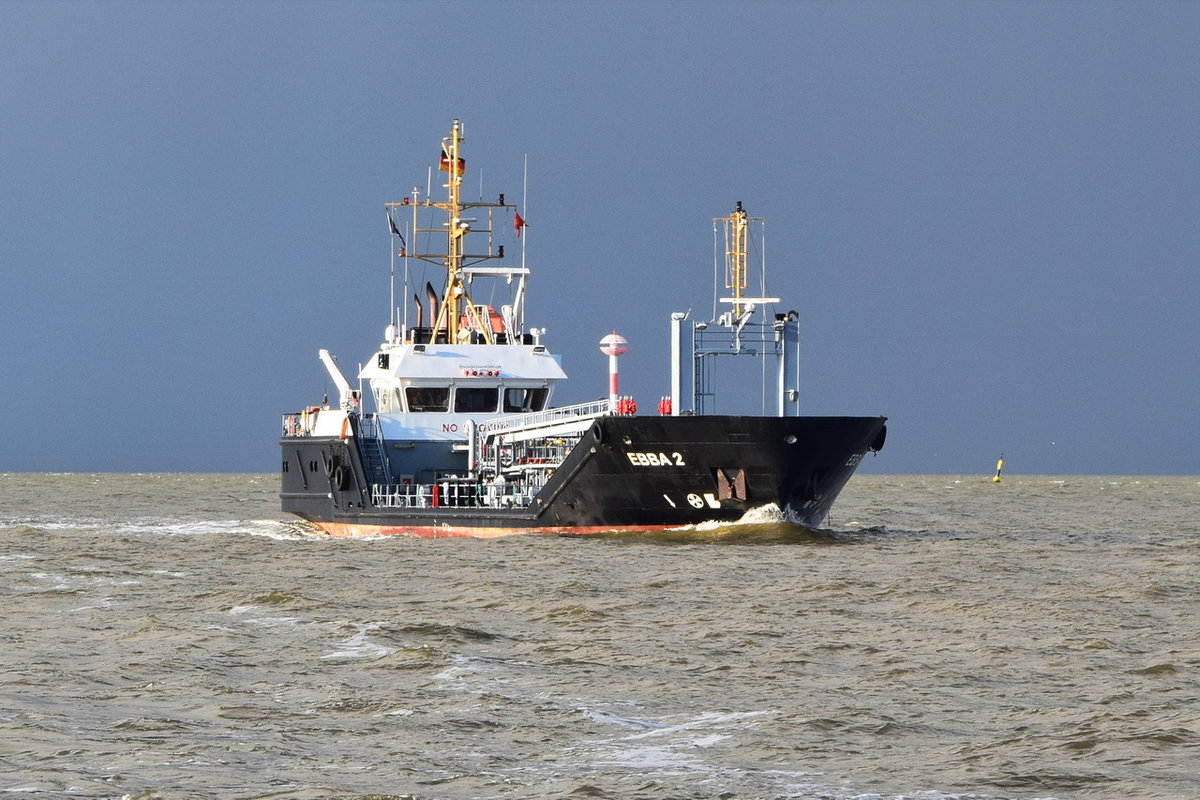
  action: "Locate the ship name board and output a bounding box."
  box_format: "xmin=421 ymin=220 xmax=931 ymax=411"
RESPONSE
xmin=625 ymin=451 xmax=686 ymax=467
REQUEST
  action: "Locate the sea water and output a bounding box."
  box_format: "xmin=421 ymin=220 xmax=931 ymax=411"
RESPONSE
xmin=1 ymin=473 xmax=1196 ymax=800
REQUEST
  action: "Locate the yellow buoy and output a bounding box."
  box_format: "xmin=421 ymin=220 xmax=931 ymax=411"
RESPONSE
xmin=992 ymin=454 xmax=1004 ymax=483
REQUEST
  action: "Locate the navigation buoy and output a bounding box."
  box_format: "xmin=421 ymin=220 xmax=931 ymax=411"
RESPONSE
xmin=599 ymin=332 xmax=628 ymax=407
xmin=992 ymin=454 xmax=1004 ymax=483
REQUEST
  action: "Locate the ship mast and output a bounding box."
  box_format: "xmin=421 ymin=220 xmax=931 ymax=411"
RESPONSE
xmin=388 ymin=119 xmax=519 ymax=345
xmin=720 ymin=201 xmax=752 ymax=318
xmin=671 ymin=202 xmax=795 ymax=416
xmin=436 ymin=119 xmax=467 ymax=343
xmin=715 ymin=200 xmax=763 ymax=319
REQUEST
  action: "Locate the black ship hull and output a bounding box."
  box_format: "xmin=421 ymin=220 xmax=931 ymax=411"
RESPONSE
xmin=280 ymin=415 xmax=886 ymax=538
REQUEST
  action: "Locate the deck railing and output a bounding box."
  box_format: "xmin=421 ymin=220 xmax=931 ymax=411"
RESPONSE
xmin=282 ymin=409 xmax=323 ymax=437
xmin=371 ymin=480 xmax=540 ymax=509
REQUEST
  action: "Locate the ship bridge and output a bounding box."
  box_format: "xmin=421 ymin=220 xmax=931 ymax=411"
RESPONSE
xmin=358 ymin=339 xmax=566 ymax=420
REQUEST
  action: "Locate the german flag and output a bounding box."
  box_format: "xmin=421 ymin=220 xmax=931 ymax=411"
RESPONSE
xmin=439 ymin=149 xmax=465 ymax=176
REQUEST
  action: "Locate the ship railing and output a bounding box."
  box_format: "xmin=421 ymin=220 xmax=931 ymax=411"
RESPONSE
xmin=512 ymin=442 xmax=571 ymax=465
xmin=692 ymin=320 xmax=784 ymax=356
xmin=358 ymin=415 xmax=380 ymax=438
xmin=371 ymin=480 xmax=539 ymax=510
xmin=477 ymin=398 xmax=612 ymax=437
xmin=281 ymin=409 xmax=321 ymax=437
xmin=478 ymin=438 xmax=574 ymax=471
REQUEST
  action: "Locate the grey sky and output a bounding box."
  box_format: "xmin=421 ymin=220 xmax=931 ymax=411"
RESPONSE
xmin=2 ymin=0 xmax=1197 ymax=474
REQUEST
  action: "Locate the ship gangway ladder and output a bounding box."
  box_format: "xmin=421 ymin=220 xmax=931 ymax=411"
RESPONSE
xmin=356 ymin=415 xmax=393 ymax=485
xmin=469 ymin=398 xmax=613 ymax=475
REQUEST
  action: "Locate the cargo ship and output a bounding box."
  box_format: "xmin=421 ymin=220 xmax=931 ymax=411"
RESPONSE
xmin=280 ymin=119 xmax=886 ymax=537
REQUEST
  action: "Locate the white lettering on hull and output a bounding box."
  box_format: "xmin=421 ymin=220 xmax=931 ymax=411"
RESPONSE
xmin=625 ymin=451 xmax=685 ymax=467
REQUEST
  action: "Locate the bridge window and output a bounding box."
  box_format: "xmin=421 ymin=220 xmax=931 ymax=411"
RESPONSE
xmin=503 ymin=387 xmax=548 ymax=413
xmin=455 ymin=387 xmax=498 ymax=413
xmin=405 ymin=386 xmax=450 ymax=412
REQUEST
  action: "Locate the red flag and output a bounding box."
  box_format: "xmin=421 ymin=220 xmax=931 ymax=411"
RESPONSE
xmin=514 ymin=211 xmax=526 ymax=237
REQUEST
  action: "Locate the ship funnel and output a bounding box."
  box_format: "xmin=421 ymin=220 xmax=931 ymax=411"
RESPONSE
xmin=425 ymin=282 xmax=440 ymax=333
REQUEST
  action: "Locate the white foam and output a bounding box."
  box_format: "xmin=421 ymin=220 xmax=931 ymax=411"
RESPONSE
xmin=20 ymin=517 xmax=315 ymax=540
xmin=127 ymin=518 xmax=311 ymax=539
xmin=735 ymin=503 xmax=788 ymax=524
xmin=580 ymin=708 xmax=666 ymax=729
xmin=321 ymin=625 xmax=397 ymax=660
xmin=578 ymin=708 xmax=767 ymax=771
xmin=670 ymin=503 xmax=787 ymax=532
xmin=688 ymin=734 xmax=729 ymax=747
xmin=243 ymin=615 xmax=303 ymax=629
xmin=378 ymin=707 xmax=415 ymax=717
xmin=619 ymin=710 xmax=765 ymax=741
xmin=590 ymin=742 xmax=705 ymax=769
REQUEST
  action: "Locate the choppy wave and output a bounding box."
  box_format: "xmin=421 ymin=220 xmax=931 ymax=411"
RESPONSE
xmin=1 ymin=473 xmax=1196 ymax=799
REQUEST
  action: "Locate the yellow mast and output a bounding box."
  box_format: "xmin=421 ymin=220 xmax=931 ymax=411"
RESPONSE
xmin=718 ymin=201 xmax=755 ymax=317
xmin=436 ymin=119 xmax=466 ymax=343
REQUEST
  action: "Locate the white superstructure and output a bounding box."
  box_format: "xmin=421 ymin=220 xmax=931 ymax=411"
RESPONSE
xmin=358 ymin=339 xmax=568 ymax=441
